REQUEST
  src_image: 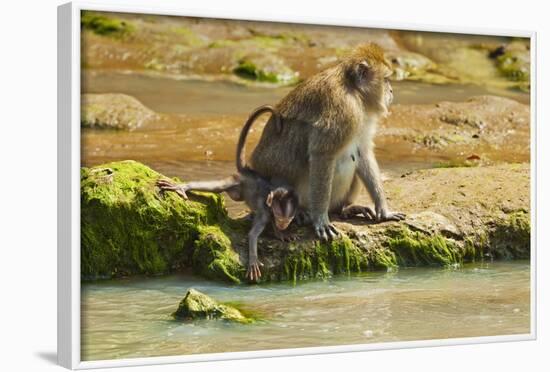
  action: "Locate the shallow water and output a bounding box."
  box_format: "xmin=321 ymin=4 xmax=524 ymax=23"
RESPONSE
xmin=82 ymin=70 xmax=529 ymax=116
xmin=81 ymin=261 xmax=530 ymax=361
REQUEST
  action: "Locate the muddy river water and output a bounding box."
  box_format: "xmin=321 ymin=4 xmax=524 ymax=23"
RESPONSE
xmin=82 ymin=261 xmax=530 ymax=361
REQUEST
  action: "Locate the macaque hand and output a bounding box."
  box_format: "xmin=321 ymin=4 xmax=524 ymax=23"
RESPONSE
xmin=376 ymin=206 xmax=406 ymax=222
xmin=246 ymin=257 xmax=264 ymax=281
xmin=156 ymin=179 xmax=189 ymax=200
xmin=312 ymin=214 xmax=340 ymax=241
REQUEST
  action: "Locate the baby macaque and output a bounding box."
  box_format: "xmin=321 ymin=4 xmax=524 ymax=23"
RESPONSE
xmin=157 ymin=105 xmax=298 ymax=281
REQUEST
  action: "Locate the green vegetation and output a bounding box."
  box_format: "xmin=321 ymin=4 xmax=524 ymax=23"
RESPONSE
xmin=233 ymin=59 xmax=299 ymax=85
xmin=81 ymin=11 xmax=134 ymax=37
xmin=81 ymin=160 xmax=234 ymax=281
xmin=387 ymin=227 xmax=461 ymax=267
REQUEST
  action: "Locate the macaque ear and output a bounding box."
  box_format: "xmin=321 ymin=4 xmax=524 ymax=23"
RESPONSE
xmin=355 ymin=60 xmax=371 ymax=83
xmin=266 ymin=192 xmax=274 ymax=207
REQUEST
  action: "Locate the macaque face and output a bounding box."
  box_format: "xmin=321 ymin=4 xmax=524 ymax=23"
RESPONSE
xmin=268 ymin=190 xmax=298 ymax=231
xmin=351 ymin=59 xmax=393 ymax=112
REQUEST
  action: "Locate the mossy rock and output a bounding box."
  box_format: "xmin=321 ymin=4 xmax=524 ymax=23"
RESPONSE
xmin=492 ymin=42 xmax=530 ymax=83
xmin=173 ymin=289 xmax=253 ymax=323
xmin=81 ymin=160 xmax=241 ymax=282
xmin=81 ymin=11 xmax=134 ymax=37
xmin=233 ymin=55 xmax=299 ymax=85
xmin=81 ymin=161 xmax=530 ymax=283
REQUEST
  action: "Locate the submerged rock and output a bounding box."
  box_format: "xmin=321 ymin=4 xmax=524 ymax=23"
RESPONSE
xmin=81 ymin=160 xmax=530 ymax=283
xmin=173 ymin=289 xmax=252 ymax=323
xmin=81 ymin=93 xmax=157 ymax=130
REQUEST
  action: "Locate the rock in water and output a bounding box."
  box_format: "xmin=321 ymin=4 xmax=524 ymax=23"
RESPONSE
xmin=81 ymin=93 xmax=157 ymax=130
xmin=173 ymin=289 xmax=252 ymax=323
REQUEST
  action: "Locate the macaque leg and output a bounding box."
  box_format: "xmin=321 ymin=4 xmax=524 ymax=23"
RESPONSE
xmin=246 ymin=214 xmax=269 ymax=281
xmin=309 ymin=154 xmax=340 ymax=240
xmin=157 ymin=175 xmax=243 ymax=201
xmin=356 ymin=147 xmax=405 ymax=222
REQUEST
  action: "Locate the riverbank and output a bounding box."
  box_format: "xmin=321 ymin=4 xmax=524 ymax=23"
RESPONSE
xmin=81 ymin=11 xmax=530 ymax=92
xmin=81 ymin=160 xmax=530 ymax=283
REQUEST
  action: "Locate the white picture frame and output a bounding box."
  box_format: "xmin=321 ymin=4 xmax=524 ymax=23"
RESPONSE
xmin=58 ymin=1 xmax=537 ymax=369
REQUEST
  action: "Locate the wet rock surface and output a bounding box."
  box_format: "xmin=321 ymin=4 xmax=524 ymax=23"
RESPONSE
xmin=81 ymin=93 xmax=157 ymax=130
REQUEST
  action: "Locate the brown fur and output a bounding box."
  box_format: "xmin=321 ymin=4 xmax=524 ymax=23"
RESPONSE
xmin=250 ymin=43 xmax=403 ymax=240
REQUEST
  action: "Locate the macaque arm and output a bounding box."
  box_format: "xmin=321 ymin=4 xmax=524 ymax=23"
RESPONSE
xmin=185 ymin=176 xmax=243 ymax=201
xmin=308 ymin=153 xmax=340 ymax=240
xmin=246 ymin=212 xmax=269 ymax=281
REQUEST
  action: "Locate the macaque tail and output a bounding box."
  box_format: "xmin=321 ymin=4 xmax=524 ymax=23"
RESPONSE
xmin=236 ymin=104 xmax=280 ymax=173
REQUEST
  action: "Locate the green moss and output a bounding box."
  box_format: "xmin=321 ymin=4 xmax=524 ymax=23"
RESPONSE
xmin=81 ymin=11 xmax=134 ymax=37
xmin=173 ymin=289 xmax=253 ymax=323
xmin=192 ymin=226 xmax=242 ymax=283
xmin=367 ymin=247 xmax=398 ymax=270
xmin=433 ymin=160 xmax=478 ymax=168
xmin=277 ymin=236 xmax=370 ymax=284
xmin=171 ymin=27 xmax=204 ymax=46
xmin=489 ymin=211 xmax=531 ymax=259
xmin=387 ymin=227 xmax=461 ymax=267
xmin=233 ymin=60 xmax=278 ymax=83
xmin=233 ymin=59 xmax=299 ymax=85
xmin=496 ymin=52 xmax=530 ymax=82
xmin=81 ymin=160 xmax=228 ymax=280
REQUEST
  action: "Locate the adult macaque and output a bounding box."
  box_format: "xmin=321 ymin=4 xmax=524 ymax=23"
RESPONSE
xmin=250 ymin=43 xmax=405 ymax=240
xmin=157 ymin=105 xmax=298 ymax=281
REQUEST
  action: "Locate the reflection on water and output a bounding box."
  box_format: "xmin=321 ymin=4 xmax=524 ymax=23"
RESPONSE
xmin=81 ymin=261 xmax=530 ymax=361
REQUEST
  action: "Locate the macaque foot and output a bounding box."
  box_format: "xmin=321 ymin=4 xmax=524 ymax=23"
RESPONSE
xmin=246 ymin=257 xmax=263 ymax=282
xmin=340 ymin=204 xmax=376 ymax=221
xmin=376 ymin=208 xmax=406 ymax=222
xmin=156 ymin=179 xmax=188 ymax=199
xmin=313 ymin=215 xmax=340 ymax=241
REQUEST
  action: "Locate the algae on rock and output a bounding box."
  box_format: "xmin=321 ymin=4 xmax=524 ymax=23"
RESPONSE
xmin=81 ymin=160 xmax=241 ymax=282
xmin=173 ymin=289 xmax=253 ymax=323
